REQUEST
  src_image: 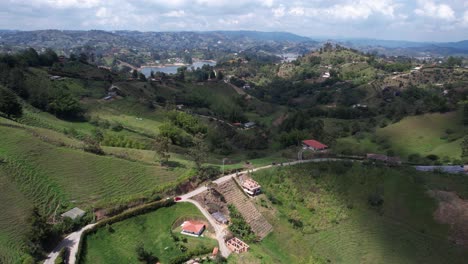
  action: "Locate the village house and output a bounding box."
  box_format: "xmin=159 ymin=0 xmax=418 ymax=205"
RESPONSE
xmin=226 ymin=237 xmax=249 ymax=253
xmin=322 ymin=72 xmax=330 ymax=78
xmin=181 ymin=221 xmax=206 ymax=237
xmin=302 ymin=139 xmax=328 ymax=151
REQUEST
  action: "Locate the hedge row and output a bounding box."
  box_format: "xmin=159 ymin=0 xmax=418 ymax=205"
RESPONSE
xmin=76 ymin=199 xmax=175 ymax=264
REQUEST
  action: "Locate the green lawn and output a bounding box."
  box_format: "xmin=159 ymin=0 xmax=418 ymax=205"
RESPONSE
xmin=229 ymin=162 xmax=468 ymax=264
xmin=82 ymin=203 xmax=218 ymax=264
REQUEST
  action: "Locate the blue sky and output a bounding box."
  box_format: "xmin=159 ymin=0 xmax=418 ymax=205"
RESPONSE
xmin=1 ymin=0 xmax=468 ymax=41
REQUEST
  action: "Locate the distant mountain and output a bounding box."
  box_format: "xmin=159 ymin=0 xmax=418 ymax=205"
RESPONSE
xmin=209 ymin=30 xmax=312 ymax=42
xmin=327 ymin=38 xmax=468 ymax=56
xmin=0 ymin=30 xmax=319 ymax=61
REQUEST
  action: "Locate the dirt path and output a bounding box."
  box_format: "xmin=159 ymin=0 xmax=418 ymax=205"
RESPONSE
xmin=227 ymin=83 xmax=246 ymax=95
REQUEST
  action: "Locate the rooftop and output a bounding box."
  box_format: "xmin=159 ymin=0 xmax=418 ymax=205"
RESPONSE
xmin=302 ymin=139 xmax=328 ymax=150
xmin=242 ymin=178 xmax=261 ymax=190
xmin=181 ymin=221 xmax=205 ymax=234
xmin=61 ymin=207 xmax=85 ymax=220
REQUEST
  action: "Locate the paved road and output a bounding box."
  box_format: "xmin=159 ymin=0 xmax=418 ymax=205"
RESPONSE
xmin=44 ymin=223 xmax=96 ymax=264
xmin=46 ymin=158 xmax=341 ymax=263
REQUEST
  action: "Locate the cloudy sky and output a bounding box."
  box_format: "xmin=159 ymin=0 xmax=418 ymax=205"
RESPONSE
xmin=1 ymin=0 xmax=468 ymax=41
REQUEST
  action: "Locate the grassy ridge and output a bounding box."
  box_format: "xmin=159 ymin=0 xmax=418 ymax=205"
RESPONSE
xmin=229 ymin=162 xmax=468 ymax=264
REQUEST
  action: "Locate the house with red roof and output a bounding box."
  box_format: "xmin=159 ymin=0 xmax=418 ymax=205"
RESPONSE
xmin=302 ymin=139 xmax=328 ymax=151
xmin=181 ymin=221 xmax=206 ymax=237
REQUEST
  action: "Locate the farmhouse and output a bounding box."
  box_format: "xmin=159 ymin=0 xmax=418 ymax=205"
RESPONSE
xmin=181 ymin=221 xmax=206 ymax=237
xmin=61 ymin=207 xmax=85 ymax=220
xmin=302 ymin=139 xmax=328 ymax=151
xmin=226 ymin=237 xmax=249 ymax=253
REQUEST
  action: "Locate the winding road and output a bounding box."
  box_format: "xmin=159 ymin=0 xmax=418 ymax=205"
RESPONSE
xmin=45 ymin=158 xmax=341 ymax=263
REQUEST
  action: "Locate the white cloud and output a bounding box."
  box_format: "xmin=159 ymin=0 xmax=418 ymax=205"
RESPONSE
xmin=285 ymin=0 xmax=398 ymax=21
xmin=414 ymin=0 xmax=456 ymax=21
xmin=30 ymin=0 xmax=101 ymax=8
xmin=164 ymin=10 xmax=186 ymax=18
xmin=462 ymin=10 xmax=468 ymax=26
xmin=272 ymin=5 xmax=285 ymax=18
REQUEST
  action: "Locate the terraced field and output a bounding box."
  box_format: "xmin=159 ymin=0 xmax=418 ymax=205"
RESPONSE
xmin=217 ymin=179 xmax=273 ymax=239
xmin=0 ymin=121 xmax=185 ymax=262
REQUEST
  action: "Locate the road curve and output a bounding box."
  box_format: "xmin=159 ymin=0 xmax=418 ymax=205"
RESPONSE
xmin=46 ymin=158 xmax=342 ymax=263
xmin=44 ymin=223 xmax=96 ymax=264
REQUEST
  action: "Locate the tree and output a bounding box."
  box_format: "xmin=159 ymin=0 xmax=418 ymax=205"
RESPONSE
xmin=135 ymin=243 xmax=158 ymax=264
xmin=0 ymin=87 xmax=22 ymax=118
xmin=190 ymin=133 xmax=208 ymax=171
xmin=463 ymin=104 xmax=468 ymax=126
xmin=83 ymin=136 xmax=104 ymax=155
xmin=138 ymin=72 xmax=147 ymax=82
xmin=26 ymin=207 xmax=51 ymax=259
xmin=132 ymin=69 xmax=138 ymax=79
xmin=47 ymin=90 xmax=82 ymax=119
xmin=462 ymin=136 xmax=468 ymax=157
xmin=154 ymin=136 xmax=170 ymax=165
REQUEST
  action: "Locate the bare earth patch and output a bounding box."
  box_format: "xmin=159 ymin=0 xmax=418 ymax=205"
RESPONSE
xmin=429 ymin=190 xmax=468 ymax=247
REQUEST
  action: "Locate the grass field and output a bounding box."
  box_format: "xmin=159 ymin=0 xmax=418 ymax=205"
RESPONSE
xmin=228 ymin=162 xmax=468 ymax=264
xmin=81 ymin=203 xmax=218 ymax=264
xmin=377 ymin=111 xmax=464 ymax=159
xmin=0 ymin=166 xmax=32 ymax=264
xmin=335 ymin=111 xmax=465 ymax=161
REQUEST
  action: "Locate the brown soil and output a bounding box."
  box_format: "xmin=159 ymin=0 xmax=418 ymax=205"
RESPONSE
xmin=192 ymin=188 xmax=230 ymax=217
xmin=429 ymin=190 xmax=468 ymax=247
xmin=272 ymin=113 xmax=288 ymax=127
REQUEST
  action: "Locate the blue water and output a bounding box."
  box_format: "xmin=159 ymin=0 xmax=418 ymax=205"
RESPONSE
xmin=140 ymin=61 xmax=216 ymax=76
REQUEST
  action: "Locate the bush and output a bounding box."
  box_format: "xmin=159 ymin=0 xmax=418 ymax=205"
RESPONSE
xmin=368 ymin=194 xmax=384 ymax=207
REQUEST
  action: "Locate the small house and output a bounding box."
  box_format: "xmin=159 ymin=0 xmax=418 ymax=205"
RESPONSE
xmin=211 ymin=212 xmax=228 ymax=224
xmin=226 ymin=237 xmax=249 ymax=253
xmin=244 ymin=122 xmax=256 ymax=129
xmin=322 ymin=72 xmax=330 ymax=78
xmin=61 ymin=207 xmax=85 ymax=220
xmin=302 ymin=139 xmax=328 ymax=151
xmin=181 ymin=221 xmax=205 ymax=237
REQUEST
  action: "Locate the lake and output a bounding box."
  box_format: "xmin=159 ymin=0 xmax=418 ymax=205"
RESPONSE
xmin=140 ymin=61 xmax=216 ymax=76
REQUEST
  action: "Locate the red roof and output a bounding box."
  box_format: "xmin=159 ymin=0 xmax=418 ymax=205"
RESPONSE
xmin=302 ymin=139 xmax=328 ymax=149
xmin=182 ymin=221 xmax=205 ymax=234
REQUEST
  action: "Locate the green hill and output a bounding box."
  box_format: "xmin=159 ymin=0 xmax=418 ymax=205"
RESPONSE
xmin=229 ymin=162 xmax=468 ymax=264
